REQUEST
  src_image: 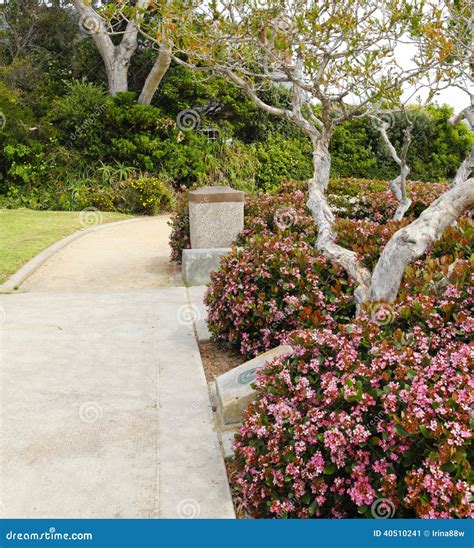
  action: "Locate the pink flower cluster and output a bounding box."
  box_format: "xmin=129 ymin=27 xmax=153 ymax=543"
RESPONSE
xmin=205 ymin=235 xmax=355 ymax=356
xmin=232 ymin=298 xmax=473 ymax=518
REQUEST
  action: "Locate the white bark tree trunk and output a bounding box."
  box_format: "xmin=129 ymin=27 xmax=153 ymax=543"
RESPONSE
xmin=377 ymin=120 xmax=412 ymax=220
xmin=305 ymin=128 xmax=474 ymax=309
xmin=306 ymin=133 xmax=372 ymax=305
xmin=368 ymin=178 xmax=474 ymax=302
xmin=138 ymin=47 xmax=172 ymax=105
xmin=105 ymin=57 xmax=130 ymax=95
xmin=73 ymin=0 xmax=170 ymax=101
xmin=453 ymin=144 xmax=474 ymax=186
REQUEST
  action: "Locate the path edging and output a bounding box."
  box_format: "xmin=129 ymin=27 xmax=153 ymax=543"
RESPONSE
xmin=0 ymin=217 xmax=149 ymax=293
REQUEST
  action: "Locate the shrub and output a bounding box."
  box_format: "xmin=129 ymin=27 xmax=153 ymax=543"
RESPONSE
xmin=169 ymin=178 xmax=463 ymax=265
xmin=73 ymin=175 xmax=175 ymax=215
xmin=253 ymin=134 xmax=313 ymax=191
xmin=232 ymin=286 xmax=473 ymax=518
xmin=326 ymin=180 xmax=449 ymax=222
xmin=168 ymin=190 xmax=191 ymax=263
xmin=205 ymin=235 xmax=355 ymax=357
xmin=121 ymin=176 xmax=175 ymax=215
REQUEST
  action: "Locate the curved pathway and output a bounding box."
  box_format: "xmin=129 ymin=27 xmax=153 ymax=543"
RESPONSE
xmin=22 ymin=216 xmax=176 ymax=291
xmin=0 ymin=215 xmax=234 ymax=518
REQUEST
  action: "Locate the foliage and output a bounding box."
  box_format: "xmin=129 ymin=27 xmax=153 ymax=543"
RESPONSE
xmin=0 ymin=2 xmax=471 ymax=214
xmin=205 ymin=235 xmax=355 ymax=357
xmin=202 ymin=179 xmax=473 ymax=355
xmin=120 ymin=176 xmax=176 ymax=215
xmin=253 ymin=134 xmax=313 ymax=191
xmin=330 ymin=107 xmax=472 ymax=182
xmin=168 ymin=178 xmax=454 ymax=265
xmin=232 ymin=281 xmax=473 ymax=518
xmin=168 ymin=190 xmax=191 ymax=263
xmin=72 ymin=175 xmax=175 ymax=215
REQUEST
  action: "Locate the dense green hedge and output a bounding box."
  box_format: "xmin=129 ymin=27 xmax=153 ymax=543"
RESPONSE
xmin=0 ymin=3 xmax=471 ymax=212
xmin=0 ymin=71 xmax=471 ymax=212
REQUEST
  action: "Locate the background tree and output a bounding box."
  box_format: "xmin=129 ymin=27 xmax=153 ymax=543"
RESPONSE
xmin=71 ymin=0 xmax=171 ymax=103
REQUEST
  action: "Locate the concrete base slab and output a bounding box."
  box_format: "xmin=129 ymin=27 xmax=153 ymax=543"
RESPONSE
xmin=221 ymin=430 xmax=237 ymax=459
xmin=187 ymin=286 xmax=212 ymax=342
xmin=216 ymin=345 xmax=293 ymax=427
xmin=182 ymin=248 xmax=230 ymax=286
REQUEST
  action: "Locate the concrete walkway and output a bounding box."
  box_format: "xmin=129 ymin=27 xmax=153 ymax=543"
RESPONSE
xmin=0 ymin=216 xmax=234 ymax=518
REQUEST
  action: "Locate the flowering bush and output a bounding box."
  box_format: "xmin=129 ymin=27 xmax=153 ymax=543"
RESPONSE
xmin=168 ymin=178 xmax=451 ymax=262
xmin=327 ymin=180 xmax=448 ymax=222
xmin=205 ymin=190 xmax=472 ymax=355
xmin=232 ymin=292 xmax=473 ymax=518
xmin=335 ymin=219 xmax=409 ymax=269
xmin=237 ymin=180 xmax=315 ymax=246
xmin=121 ymin=176 xmax=176 ymax=215
xmin=205 ymin=235 xmax=355 ymax=357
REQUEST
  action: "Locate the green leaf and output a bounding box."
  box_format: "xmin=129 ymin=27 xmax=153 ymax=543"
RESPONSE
xmin=324 ymin=464 xmax=337 ymax=475
xmin=395 ymin=423 xmax=410 ymax=437
xmin=308 ymin=499 xmax=318 ymax=516
xmin=419 ymin=425 xmax=430 ymax=438
xmin=301 ymin=493 xmax=311 ymax=505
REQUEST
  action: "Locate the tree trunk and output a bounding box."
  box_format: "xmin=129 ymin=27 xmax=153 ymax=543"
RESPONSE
xmin=138 ymin=47 xmax=172 ymax=105
xmin=392 ymin=165 xmax=412 ymax=221
xmin=312 ymin=136 xmax=331 ymax=191
xmin=72 ymin=0 xmax=145 ymax=97
xmin=378 ymin=119 xmax=412 ymax=220
xmin=306 ymin=133 xmax=372 ymax=305
xmin=453 ymin=144 xmax=474 ymax=186
xmin=368 ymin=178 xmax=474 ymax=302
xmin=105 ymin=58 xmax=129 ymax=95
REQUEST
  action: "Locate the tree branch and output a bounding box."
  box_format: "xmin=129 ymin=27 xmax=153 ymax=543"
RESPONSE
xmin=369 ymin=178 xmax=474 ymax=302
xmin=138 ymin=45 xmax=172 ymax=105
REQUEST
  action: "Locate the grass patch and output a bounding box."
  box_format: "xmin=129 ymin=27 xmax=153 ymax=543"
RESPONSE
xmin=0 ymin=209 xmax=135 ymax=284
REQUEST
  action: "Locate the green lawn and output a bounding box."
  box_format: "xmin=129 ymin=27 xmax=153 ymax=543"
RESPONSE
xmin=0 ymin=209 xmax=134 ymax=284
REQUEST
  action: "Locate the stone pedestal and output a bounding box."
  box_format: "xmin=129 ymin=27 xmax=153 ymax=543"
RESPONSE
xmin=182 ymin=248 xmax=231 ymax=286
xmin=216 ymin=345 xmax=293 ymax=427
xmin=189 ymin=186 xmax=244 ymax=249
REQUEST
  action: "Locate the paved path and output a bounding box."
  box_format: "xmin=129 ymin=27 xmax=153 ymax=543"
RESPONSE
xmin=0 ymin=216 xmax=234 ymax=518
xmin=21 ymin=216 xmax=176 ymax=292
